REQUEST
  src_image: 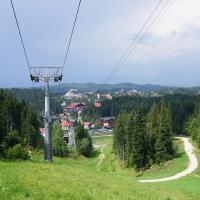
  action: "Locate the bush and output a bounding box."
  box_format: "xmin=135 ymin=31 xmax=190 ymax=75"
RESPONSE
xmin=53 ymin=143 xmax=69 ymax=158
xmin=75 ymin=125 xmax=93 ymax=157
xmin=77 ymin=138 xmax=93 ymax=157
xmin=7 ymin=130 xmax=21 ymax=147
xmin=6 ymin=144 xmax=29 ymax=160
xmin=52 ymin=121 xmax=69 ymax=158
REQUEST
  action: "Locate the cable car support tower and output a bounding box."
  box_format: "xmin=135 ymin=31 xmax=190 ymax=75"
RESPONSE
xmin=10 ymin=0 xmax=82 ymax=161
xmin=30 ymin=67 xmax=62 ymax=161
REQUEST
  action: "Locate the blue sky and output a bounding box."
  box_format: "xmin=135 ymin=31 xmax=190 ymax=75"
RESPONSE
xmin=1 ymin=0 xmax=200 ymax=88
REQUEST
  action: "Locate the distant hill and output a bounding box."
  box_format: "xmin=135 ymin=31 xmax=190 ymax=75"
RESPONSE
xmin=159 ymin=87 xmax=200 ymax=95
xmin=50 ymin=82 xmax=170 ymax=93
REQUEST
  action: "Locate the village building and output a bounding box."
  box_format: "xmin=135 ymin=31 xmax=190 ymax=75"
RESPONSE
xmin=64 ymin=89 xmax=83 ymax=100
xmin=99 ymin=117 xmax=115 ymax=128
xmin=66 ymin=102 xmax=86 ymax=112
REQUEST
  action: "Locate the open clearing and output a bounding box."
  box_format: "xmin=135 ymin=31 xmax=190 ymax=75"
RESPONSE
xmin=0 ymin=136 xmax=200 ymax=200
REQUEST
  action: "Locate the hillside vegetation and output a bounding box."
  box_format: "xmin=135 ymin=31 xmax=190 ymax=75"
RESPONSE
xmin=0 ymin=136 xmax=200 ymax=200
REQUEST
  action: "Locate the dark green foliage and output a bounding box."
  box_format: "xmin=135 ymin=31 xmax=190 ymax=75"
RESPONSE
xmin=83 ymin=94 xmax=197 ymax=135
xmin=75 ymin=125 xmax=93 ymax=157
xmin=146 ymin=103 xmax=159 ymax=163
xmin=113 ymin=101 xmax=174 ymax=170
xmin=8 ymin=88 xmax=63 ymax=115
xmin=7 ymin=130 xmax=21 ymax=147
xmin=155 ymin=99 xmax=174 ymax=163
xmin=113 ymin=110 xmax=148 ymax=170
xmin=52 ymin=122 xmax=69 ymax=157
xmin=77 ymin=138 xmax=92 ymax=157
xmin=185 ymin=101 xmax=200 ymax=147
xmin=113 ymin=114 xmax=126 ymax=161
xmin=21 ymin=107 xmax=43 ymax=148
xmin=6 ymin=144 xmax=29 ymax=160
xmin=124 ymin=114 xmax=135 ymax=166
xmin=0 ymin=90 xmax=41 ymax=159
xmin=131 ymin=108 xmax=148 ymax=169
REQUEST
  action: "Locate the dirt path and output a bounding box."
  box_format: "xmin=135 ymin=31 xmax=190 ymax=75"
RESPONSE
xmin=139 ymin=137 xmax=198 ymax=183
xmin=96 ymin=145 xmax=105 ymax=168
xmin=93 ymin=144 xmax=106 ymax=169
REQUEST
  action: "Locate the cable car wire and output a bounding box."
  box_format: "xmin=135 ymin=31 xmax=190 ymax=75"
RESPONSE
xmin=10 ymin=0 xmax=31 ymax=73
xmin=62 ymin=0 xmax=82 ymax=74
xmin=103 ymin=0 xmax=169 ymax=83
xmin=104 ymin=0 xmax=171 ymax=83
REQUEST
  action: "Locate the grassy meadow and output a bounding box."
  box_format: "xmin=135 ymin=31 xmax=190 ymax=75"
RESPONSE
xmin=0 ymin=136 xmax=200 ymax=200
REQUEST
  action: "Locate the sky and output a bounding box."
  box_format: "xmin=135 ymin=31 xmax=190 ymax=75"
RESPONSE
xmin=1 ymin=0 xmax=200 ymax=88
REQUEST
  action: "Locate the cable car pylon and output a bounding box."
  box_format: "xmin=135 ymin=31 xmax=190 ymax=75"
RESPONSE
xmin=30 ymin=67 xmax=62 ymax=161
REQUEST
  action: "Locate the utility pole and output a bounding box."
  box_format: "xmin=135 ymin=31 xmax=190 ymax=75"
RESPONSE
xmin=30 ymin=67 xmax=62 ymax=161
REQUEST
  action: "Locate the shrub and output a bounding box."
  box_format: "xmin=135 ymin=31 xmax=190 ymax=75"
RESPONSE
xmin=77 ymin=138 xmax=93 ymax=157
xmin=6 ymin=144 xmax=29 ymax=160
xmin=7 ymin=130 xmax=21 ymax=147
xmin=75 ymin=125 xmax=93 ymax=157
xmin=52 ymin=121 xmax=69 ymax=157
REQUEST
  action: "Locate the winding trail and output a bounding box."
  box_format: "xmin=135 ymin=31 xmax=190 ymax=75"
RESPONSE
xmin=139 ymin=137 xmax=198 ymax=183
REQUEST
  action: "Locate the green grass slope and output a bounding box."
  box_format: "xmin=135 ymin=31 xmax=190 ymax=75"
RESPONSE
xmin=0 ymin=136 xmax=200 ymax=200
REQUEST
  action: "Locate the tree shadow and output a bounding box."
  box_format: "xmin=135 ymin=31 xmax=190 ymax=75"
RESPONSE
xmin=174 ymin=152 xmax=185 ymax=159
xmin=90 ymin=149 xmax=101 ymax=158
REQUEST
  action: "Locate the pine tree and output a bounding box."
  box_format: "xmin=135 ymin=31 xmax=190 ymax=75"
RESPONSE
xmin=131 ymin=108 xmax=148 ymax=170
xmin=155 ymin=99 xmax=174 ymax=163
xmin=113 ymin=113 xmax=126 ymax=161
xmin=124 ymin=113 xmax=135 ymax=166
xmin=146 ymin=103 xmax=159 ymax=163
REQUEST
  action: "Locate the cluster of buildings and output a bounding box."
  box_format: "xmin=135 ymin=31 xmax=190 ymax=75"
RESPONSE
xmin=39 ymin=89 xmax=116 ymax=144
xmin=64 ymin=89 xmax=83 ymax=99
xmin=115 ymin=89 xmax=142 ymax=96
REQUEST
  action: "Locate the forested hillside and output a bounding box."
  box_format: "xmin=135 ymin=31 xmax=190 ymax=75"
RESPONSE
xmin=113 ymin=100 xmax=174 ymax=170
xmin=7 ymin=88 xmax=63 ymax=115
xmin=83 ymin=94 xmax=199 ymax=135
xmin=0 ymin=90 xmax=42 ymax=159
xmin=184 ymin=101 xmax=200 ymax=147
xmin=50 ymin=82 xmax=169 ymax=93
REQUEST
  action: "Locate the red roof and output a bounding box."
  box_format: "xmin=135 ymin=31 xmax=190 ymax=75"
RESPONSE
xmin=95 ymin=101 xmax=102 ymax=108
xmin=62 ymin=121 xmax=72 ymax=127
xmin=81 ymin=122 xmax=91 ymax=126
xmin=106 ymin=94 xmax=113 ymax=100
xmin=67 ymin=104 xmax=76 ymax=109
xmin=67 ymin=102 xmax=86 ymax=109
xmin=39 ymin=128 xmax=45 ymax=133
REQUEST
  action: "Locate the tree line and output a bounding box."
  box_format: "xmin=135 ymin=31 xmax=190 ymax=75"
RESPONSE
xmin=0 ymin=90 xmax=42 ymax=159
xmin=184 ymin=101 xmax=200 ymax=147
xmin=83 ymin=94 xmax=198 ymax=135
xmin=51 ymin=122 xmax=93 ymax=158
xmin=113 ymin=99 xmax=174 ymax=170
xmin=8 ymin=88 xmax=63 ymax=115
xmin=0 ymin=90 xmax=93 ymax=160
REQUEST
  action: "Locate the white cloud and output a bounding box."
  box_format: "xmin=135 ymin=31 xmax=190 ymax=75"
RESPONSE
xmin=79 ymin=0 xmax=200 ymax=64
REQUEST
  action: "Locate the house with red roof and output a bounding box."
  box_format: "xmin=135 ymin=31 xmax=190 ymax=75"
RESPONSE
xmin=66 ymin=102 xmax=86 ymax=112
xmin=61 ymin=121 xmax=72 ymax=131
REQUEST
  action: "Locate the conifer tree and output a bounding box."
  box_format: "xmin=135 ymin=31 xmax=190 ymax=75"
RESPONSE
xmin=146 ymin=103 xmax=159 ymax=163
xmin=131 ymin=108 xmax=148 ymax=170
xmin=113 ymin=114 xmax=126 ymax=161
xmin=124 ymin=113 xmax=135 ymax=166
xmin=155 ymin=99 xmax=173 ymax=163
